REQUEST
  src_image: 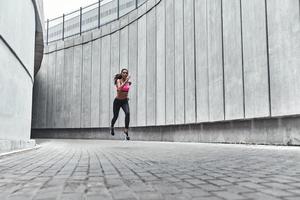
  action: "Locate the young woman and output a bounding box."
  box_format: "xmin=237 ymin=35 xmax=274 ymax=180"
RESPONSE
xmin=110 ymin=68 xmax=131 ymax=140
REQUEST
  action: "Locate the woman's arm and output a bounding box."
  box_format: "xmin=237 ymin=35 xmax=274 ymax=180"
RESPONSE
xmin=116 ymin=78 xmax=129 ymax=91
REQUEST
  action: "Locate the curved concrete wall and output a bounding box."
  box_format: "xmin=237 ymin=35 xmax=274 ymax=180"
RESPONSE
xmin=32 ymin=0 xmax=300 ymax=144
xmin=0 ymin=0 xmax=44 ymax=151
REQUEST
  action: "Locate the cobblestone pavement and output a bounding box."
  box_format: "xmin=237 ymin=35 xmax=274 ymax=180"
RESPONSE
xmin=0 ymin=139 xmax=300 ymax=200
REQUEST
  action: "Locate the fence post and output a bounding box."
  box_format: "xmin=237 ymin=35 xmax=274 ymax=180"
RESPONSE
xmin=136 ymin=0 xmax=138 ymax=8
xmin=46 ymin=19 xmax=49 ymax=45
xmin=98 ymin=0 xmax=101 ymax=28
xmin=80 ymin=7 xmax=82 ymax=35
xmin=62 ymin=14 xmax=65 ymax=40
xmin=117 ymin=0 xmax=120 ymax=19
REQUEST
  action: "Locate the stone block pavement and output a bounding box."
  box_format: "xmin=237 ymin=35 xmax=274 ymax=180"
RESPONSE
xmin=0 ymin=139 xmax=300 ymax=200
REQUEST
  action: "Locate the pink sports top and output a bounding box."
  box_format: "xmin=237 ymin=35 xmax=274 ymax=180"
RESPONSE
xmin=120 ymin=82 xmax=130 ymax=92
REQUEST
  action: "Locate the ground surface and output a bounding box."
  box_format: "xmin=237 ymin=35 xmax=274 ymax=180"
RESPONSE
xmin=0 ymin=139 xmax=300 ymax=200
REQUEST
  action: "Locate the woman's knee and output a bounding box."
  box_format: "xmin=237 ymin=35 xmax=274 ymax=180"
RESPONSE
xmin=112 ymin=113 xmax=119 ymax=120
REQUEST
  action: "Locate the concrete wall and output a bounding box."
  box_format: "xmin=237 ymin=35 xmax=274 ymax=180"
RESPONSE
xmin=0 ymin=0 xmax=44 ymax=152
xmin=32 ymin=0 xmax=300 ymax=144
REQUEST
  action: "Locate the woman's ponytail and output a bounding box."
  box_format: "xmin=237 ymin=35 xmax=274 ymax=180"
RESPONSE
xmin=114 ymin=74 xmax=122 ymax=85
xmin=114 ymin=68 xmax=128 ymax=85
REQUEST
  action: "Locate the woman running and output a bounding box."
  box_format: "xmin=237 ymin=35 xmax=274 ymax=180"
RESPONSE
xmin=110 ymin=68 xmax=131 ymax=140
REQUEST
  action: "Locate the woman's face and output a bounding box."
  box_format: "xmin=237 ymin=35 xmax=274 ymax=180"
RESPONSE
xmin=121 ymin=70 xmax=128 ymax=79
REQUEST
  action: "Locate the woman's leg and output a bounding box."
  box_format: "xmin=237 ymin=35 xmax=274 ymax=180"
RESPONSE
xmin=121 ymin=100 xmax=130 ymax=130
xmin=111 ymin=99 xmax=121 ymax=128
xmin=121 ymin=100 xmax=130 ymax=140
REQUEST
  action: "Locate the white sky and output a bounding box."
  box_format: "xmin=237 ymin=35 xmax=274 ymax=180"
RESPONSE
xmin=43 ymin=0 xmax=112 ymax=20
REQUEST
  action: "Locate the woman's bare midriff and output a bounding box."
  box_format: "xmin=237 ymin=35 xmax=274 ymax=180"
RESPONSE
xmin=116 ymin=91 xmax=128 ymax=100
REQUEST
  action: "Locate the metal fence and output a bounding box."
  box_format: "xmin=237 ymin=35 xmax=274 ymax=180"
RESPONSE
xmin=45 ymin=0 xmax=147 ymax=44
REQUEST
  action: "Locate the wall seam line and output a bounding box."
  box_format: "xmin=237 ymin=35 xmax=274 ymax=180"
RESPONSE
xmin=136 ymin=21 xmax=139 ymax=127
xmin=155 ymin=5 xmax=157 ymax=126
xmin=145 ymin=9 xmax=148 ymax=126
xmin=173 ymin=0 xmax=176 ymax=124
xmin=240 ymin=0 xmax=246 ymax=119
xmin=80 ymin=41 xmax=83 ymax=128
xmin=182 ymin=0 xmax=186 ymax=124
xmin=264 ymin=0 xmax=272 ymax=117
xmin=164 ymin=0 xmax=166 ymax=127
xmin=193 ymin=0 xmax=197 ymax=123
xmin=221 ymin=0 xmax=226 ymax=120
xmin=99 ymin=37 xmax=102 ymax=127
xmin=206 ymin=0 xmax=210 ymax=121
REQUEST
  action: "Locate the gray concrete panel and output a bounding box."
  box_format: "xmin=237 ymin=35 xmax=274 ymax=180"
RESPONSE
xmin=183 ymin=0 xmax=196 ymax=124
xmin=38 ymin=56 xmax=48 ymax=128
xmin=0 ymin=0 xmax=36 ymax=76
xmin=165 ymin=0 xmax=175 ymax=125
xmin=54 ymin=42 xmax=65 ymax=128
xmin=46 ymin=48 xmax=57 ymax=128
xmin=32 ymin=65 xmax=41 ymax=128
xmin=267 ymin=0 xmax=300 ymax=116
xmin=120 ymin=15 xmax=129 ymax=29
xmin=32 ymin=61 xmax=42 ymax=128
xmin=129 ymin=10 xmax=138 ymax=24
xmin=63 ymin=39 xmax=74 ymax=128
xmin=93 ymin=29 xmax=102 ymax=40
xmin=156 ymin=0 xmax=166 ymax=125
xmin=81 ymin=41 xmax=92 ymax=128
xmin=195 ymin=0 xmax=209 ymax=122
xmin=138 ymin=2 xmax=147 ymax=18
xmin=110 ymin=32 xmax=120 ymax=127
xmin=128 ymin=21 xmax=138 ymax=127
xmin=207 ymin=0 xmax=224 ymax=121
xmin=102 ymin=24 xmax=111 ymax=36
xmin=241 ymin=0 xmax=269 ymax=118
xmin=0 ymin=40 xmax=33 ymax=140
xmin=110 ymin=21 xmax=120 ymax=33
xmin=91 ymin=39 xmax=101 ymax=127
xmin=31 ymin=76 xmax=39 ymax=128
xmin=147 ymin=0 xmax=156 ymax=12
xmin=146 ymin=9 xmax=157 ymax=126
xmin=100 ymin=36 xmax=111 ymax=127
xmin=174 ymin=0 xmax=185 ymax=125
xmin=119 ymin=26 xmax=129 ymax=127
xmin=120 ymin=27 xmax=129 ymax=70
xmin=222 ymin=0 xmax=244 ymax=120
xmin=71 ymin=39 xmax=83 ymax=128
xmin=137 ymin=16 xmax=147 ymax=126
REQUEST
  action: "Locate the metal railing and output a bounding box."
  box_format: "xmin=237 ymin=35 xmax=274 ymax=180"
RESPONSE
xmin=45 ymin=0 xmax=147 ymax=44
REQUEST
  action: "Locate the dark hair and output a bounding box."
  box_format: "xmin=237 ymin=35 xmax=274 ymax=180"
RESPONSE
xmin=114 ymin=68 xmax=128 ymax=85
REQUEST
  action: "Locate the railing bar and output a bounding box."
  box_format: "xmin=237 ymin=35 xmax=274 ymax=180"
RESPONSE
xmin=80 ymin=7 xmax=82 ymax=35
xmin=98 ymin=0 xmax=101 ymax=28
xmin=62 ymin=14 xmax=65 ymax=40
xmin=46 ymin=19 xmax=49 ymax=45
xmin=117 ymin=0 xmax=120 ymax=19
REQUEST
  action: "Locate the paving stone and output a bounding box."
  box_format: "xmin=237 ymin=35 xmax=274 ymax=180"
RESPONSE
xmin=182 ymin=188 xmax=210 ymax=197
xmin=262 ymin=188 xmax=295 ymax=197
xmin=241 ymin=192 xmax=282 ymax=200
xmin=211 ymin=191 xmax=246 ymax=200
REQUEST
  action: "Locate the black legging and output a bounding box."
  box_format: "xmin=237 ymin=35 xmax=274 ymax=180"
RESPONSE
xmin=111 ymin=98 xmax=130 ymax=129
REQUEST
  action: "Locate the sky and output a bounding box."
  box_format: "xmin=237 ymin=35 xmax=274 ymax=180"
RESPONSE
xmin=43 ymin=0 xmax=112 ymax=20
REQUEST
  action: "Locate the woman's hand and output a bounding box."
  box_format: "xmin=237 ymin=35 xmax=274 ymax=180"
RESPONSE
xmin=125 ymin=75 xmax=131 ymax=82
